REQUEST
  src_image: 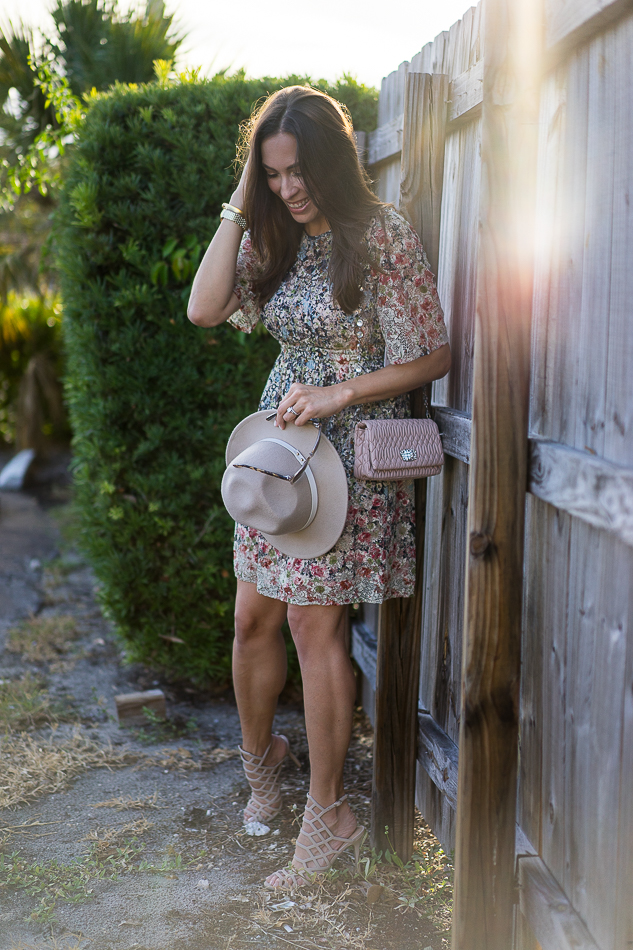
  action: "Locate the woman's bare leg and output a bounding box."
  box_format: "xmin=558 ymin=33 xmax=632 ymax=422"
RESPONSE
xmin=277 ymin=603 xmax=358 ymax=874
xmin=233 ymin=580 xmax=288 ymax=764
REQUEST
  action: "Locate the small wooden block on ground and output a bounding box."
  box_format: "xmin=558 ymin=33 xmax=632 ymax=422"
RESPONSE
xmin=115 ymin=689 xmax=166 ymax=726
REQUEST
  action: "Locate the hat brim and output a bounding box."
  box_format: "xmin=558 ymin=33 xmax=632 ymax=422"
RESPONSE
xmin=225 ymin=410 xmax=349 ymax=559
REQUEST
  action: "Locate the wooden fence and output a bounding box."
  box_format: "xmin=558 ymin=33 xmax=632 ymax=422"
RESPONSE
xmin=352 ymin=1 xmax=633 ymax=948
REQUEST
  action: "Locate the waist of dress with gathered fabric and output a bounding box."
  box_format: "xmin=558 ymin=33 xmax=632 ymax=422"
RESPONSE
xmin=278 ymin=340 xmax=383 ymax=358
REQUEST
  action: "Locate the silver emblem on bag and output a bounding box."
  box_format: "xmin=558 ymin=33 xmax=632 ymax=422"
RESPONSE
xmin=400 ymin=448 xmax=417 ymax=462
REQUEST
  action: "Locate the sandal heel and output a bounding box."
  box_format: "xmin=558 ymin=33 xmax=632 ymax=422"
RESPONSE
xmin=265 ymin=793 xmax=365 ymax=888
xmin=352 ymin=831 xmax=366 ymax=867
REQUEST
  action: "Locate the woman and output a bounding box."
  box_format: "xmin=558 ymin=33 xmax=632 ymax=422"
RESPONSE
xmin=188 ymin=86 xmax=450 ymax=888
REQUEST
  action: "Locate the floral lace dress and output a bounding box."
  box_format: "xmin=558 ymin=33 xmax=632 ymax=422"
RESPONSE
xmin=228 ymin=207 xmax=448 ymax=605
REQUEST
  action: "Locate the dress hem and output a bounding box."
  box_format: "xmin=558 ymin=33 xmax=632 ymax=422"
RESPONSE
xmin=234 ymin=570 xmax=414 ymax=606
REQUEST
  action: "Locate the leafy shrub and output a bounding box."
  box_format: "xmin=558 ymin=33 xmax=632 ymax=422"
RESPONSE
xmin=0 ymin=293 xmax=66 ymax=446
xmin=57 ymin=72 xmax=378 ymax=684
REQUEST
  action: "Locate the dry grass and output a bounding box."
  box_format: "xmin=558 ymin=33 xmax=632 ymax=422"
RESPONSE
xmin=0 ymin=728 xmax=140 ymax=809
xmin=7 ymin=614 xmax=81 ymax=664
xmin=0 ymin=726 xmax=239 ymax=811
xmin=0 ymin=673 xmax=59 ymax=730
xmin=81 ymin=817 xmax=154 ymax=855
xmin=91 ymin=791 xmax=165 ymax=810
xmin=148 ymin=745 xmax=239 ymax=771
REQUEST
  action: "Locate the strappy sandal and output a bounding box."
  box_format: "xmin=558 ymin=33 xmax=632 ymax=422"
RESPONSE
xmin=265 ymin=793 xmax=365 ymax=888
xmin=239 ymin=734 xmax=300 ymax=824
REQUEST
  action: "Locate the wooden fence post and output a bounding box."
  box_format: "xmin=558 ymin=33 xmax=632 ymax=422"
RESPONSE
xmin=370 ymin=70 xmax=448 ymax=862
xmin=452 ymin=0 xmax=543 ymax=947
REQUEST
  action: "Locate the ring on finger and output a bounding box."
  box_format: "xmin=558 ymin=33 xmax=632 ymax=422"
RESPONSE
xmin=286 ymin=406 xmax=300 ymax=417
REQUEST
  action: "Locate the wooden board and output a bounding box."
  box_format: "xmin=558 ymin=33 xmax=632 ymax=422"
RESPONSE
xmin=448 ymin=60 xmax=484 ymax=124
xmin=367 ymin=113 xmax=403 ymax=166
xmin=604 ymin=10 xmax=633 ymax=468
xmin=529 ymin=440 xmax=633 ymax=547
xmin=400 ymin=72 xmax=449 ymax=276
xmin=418 ymin=456 xmax=468 ymax=850
xmin=453 ymin=0 xmax=542 ymax=945
xmin=433 ymin=118 xmax=481 ymax=413
xmin=417 ymin=711 xmax=459 ymax=810
xmin=518 ymin=854 xmax=601 ymax=950
xmin=546 ymin=0 xmax=633 ymax=54
xmin=434 ymin=406 xmax=471 ymax=464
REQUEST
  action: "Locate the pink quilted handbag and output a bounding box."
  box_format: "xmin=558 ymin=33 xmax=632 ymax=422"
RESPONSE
xmin=353 ymin=418 xmax=444 ymax=480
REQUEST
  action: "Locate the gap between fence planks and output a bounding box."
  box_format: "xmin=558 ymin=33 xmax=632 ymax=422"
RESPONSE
xmin=452 ymin=0 xmax=543 ymax=947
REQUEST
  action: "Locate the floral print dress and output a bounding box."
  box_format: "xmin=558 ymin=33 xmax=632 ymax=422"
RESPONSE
xmin=229 ymin=207 xmax=448 ymax=605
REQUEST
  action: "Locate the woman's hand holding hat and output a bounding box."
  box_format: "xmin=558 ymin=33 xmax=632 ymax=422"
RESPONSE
xmin=275 ymin=381 xmax=349 ymax=429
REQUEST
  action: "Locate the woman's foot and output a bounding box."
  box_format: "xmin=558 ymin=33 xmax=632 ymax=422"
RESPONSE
xmin=265 ymin=794 xmax=364 ymax=888
xmin=240 ymin=734 xmax=299 ymax=824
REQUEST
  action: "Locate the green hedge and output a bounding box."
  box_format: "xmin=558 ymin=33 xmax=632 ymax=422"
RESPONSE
xmin=57 ymin=72 xmax=377 ymax=684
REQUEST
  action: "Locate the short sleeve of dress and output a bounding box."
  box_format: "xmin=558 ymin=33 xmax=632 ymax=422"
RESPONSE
xmin=371 ymin=209 xmax=448 ymax=364
xmin=228 ymin=232 xmax=261 ymax=334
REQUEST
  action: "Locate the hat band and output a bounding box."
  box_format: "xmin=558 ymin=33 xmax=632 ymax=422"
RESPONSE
xmin=261 ymin=439 xmax=319 ymax=531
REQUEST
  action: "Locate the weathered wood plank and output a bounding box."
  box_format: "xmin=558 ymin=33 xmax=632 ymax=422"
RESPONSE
xmin=115 ymin=689 xmax=166 ymax=726
xmin=604 ymin=10 xmax=633 ymax=468
xmin=453 ymin=0 xmax=542 ymax=945
xmin=367 ymin=113 xmax=403 ymax=166
xmin=529 ymin=440 xmax=633 ymax=548
xmin=563 ymin=523 xmax=629 ymax=947
xmin=448 ymin=60 xmax=484 ymax=124
xmin=418 ymin=711 xmax=459 ymax=810
xmin=526 ymin=500 xmax=572 ymax=889
xmin=518 ymin=854 xmax=601 ymax=950
xmin=614 ymin=560 xmax=633 ymax=950
xmin=418 ymin=455 xmax=468 ymax=851
xmin=573 ymin=30 xmax=615 ymax=462
xmin=529 ymin=65 xmax=567 ymax=439
xmin=400 ymin=72 xmax=448 ymax=276
xmin=434 ymin=406 xmax=471 ymax=464
xmin=372 ymin=588 xmax=424 ymax=860
xmin=546 ymin=0 xmax=633 ymax=55
xmin=434 ymin=119 xmax=481 ymax=413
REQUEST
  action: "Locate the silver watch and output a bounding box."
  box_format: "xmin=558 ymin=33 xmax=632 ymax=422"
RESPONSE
xmin=220 ymin=204 xmax=247 ymax=230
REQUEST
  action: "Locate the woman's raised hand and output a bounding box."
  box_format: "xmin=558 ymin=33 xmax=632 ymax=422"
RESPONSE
xmin=232 ymin=154 xmax=251 ymax=211
xmin=274 ymin=382 xmax=349 ymax=429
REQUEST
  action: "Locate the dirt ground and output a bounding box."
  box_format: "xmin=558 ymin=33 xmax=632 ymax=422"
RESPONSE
xmin=0 ymin=473 xmax=453 ymax=950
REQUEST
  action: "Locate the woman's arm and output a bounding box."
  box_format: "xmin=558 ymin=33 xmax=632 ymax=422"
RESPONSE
xmin=187 ymin=180 xmax=246 ymax=328
xmin=273 ymin=343 xmax=451 ymax=429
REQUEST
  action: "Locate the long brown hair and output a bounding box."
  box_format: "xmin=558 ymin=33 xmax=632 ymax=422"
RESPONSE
xmin=241 ymin=86 xmax=385 ymax=314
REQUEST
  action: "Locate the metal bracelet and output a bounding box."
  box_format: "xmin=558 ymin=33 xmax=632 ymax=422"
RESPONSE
xmin=220 ymin=206 xmax=247 ymax=230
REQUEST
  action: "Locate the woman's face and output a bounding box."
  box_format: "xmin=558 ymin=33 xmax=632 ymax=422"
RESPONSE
xmin=261 ymin=132 xmax=329 ymax=236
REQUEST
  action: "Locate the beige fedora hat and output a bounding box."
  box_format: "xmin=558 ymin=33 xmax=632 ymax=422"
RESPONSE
xmin=221 ymin=410 xmax=348 ymax=559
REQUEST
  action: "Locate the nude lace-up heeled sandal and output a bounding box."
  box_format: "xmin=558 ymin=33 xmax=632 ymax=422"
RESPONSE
xmin=265 ymin=793 xmax=365 ymax=888
xmin=239 ymin=734 xmax=300 ymax=824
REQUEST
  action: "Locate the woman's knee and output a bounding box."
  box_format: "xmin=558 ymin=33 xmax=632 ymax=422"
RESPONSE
xmin=234 ymin=583 xmax=286 ymax=646
xmin=287 ymin=605 xmax=347 ymax=660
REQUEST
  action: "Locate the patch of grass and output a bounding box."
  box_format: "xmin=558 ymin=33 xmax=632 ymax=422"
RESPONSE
xmin=0 ymin=727 xmax=140 ymax=809
xmin=0 ymin=839 xmax=146 ymax=923
xmin=42 ymin=554 xmax=84 ymax=590
xmin=0 ymin=727 xmax=237 ymax=810
xmin=130 ymin=707 xmax=199 ymax=744
xmin=7 ymin=614 xmax=81 ymax=664
xmin=0 ymin=674 xmax=57 ymax=731
xmin=0 ymin=836 xmax=207 ymax=924
xmin=81 ymin=818 xmax=154 ymax=854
